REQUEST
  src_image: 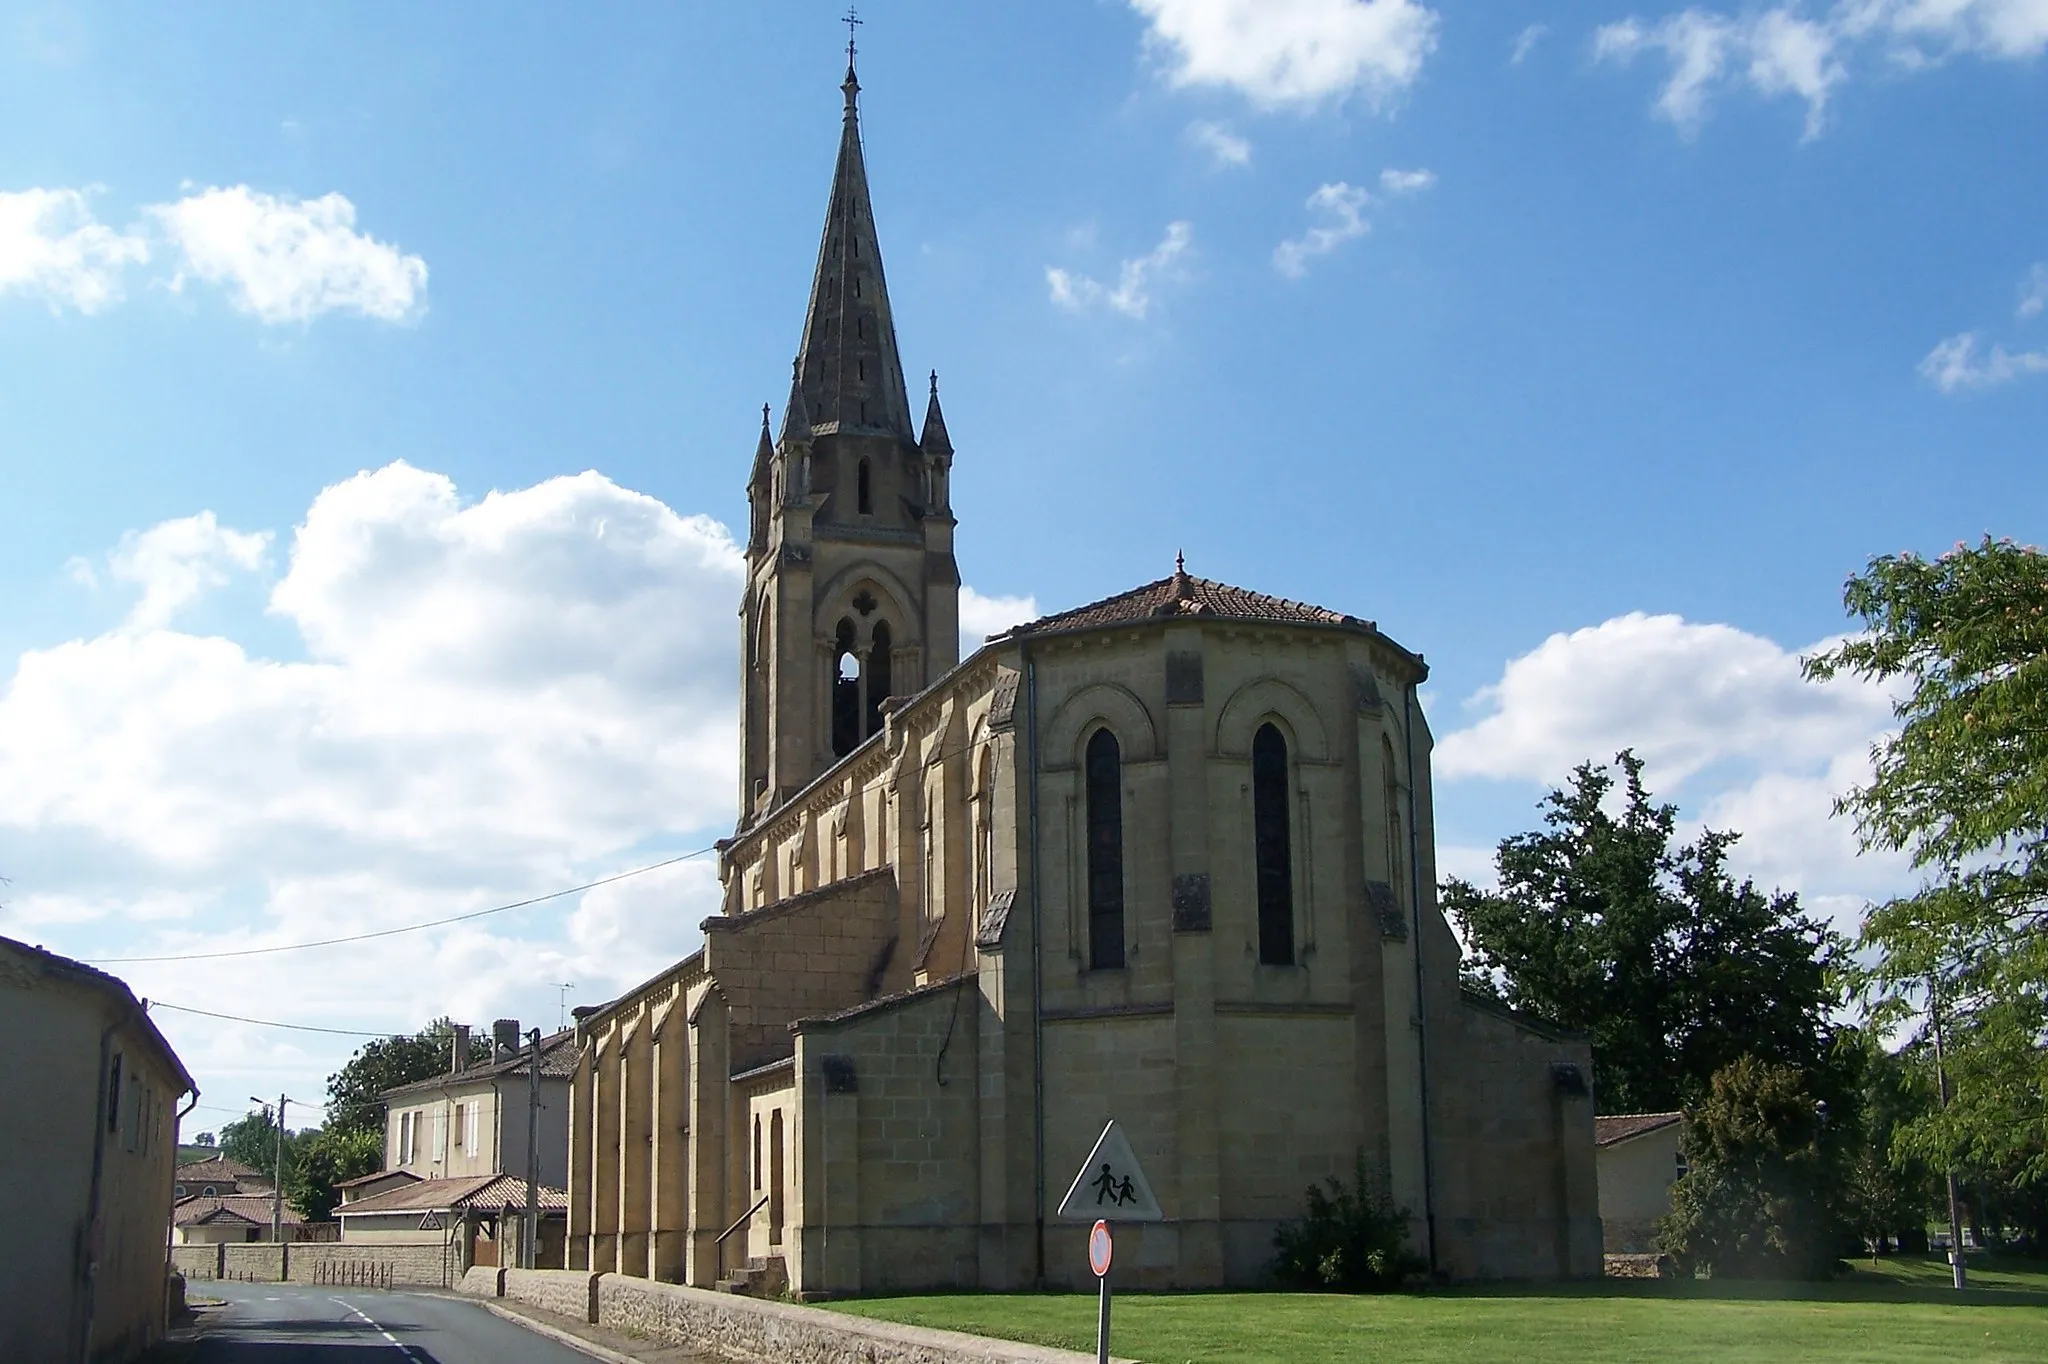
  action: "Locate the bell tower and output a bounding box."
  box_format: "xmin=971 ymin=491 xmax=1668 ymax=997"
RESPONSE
xmin=738 ymin=57 xmax=960 ymax=827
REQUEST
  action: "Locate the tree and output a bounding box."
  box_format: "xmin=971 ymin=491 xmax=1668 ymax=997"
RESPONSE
xmin=1803 ymin=537 xmax=2048 ymax=1196
xmin=1659 ymin=1056 xmax=1847 ymax=1279
xmin=1835 ymin=1029 xmax=1938 ymax=1256
xmin=287 ymin=1127 xmax=383 ymax=1223
xmin=1444 ymin=752 xmax=1842 ymax=1114
xmin=324 ymin=1018 xmax=475 ymax=1139
xmin=216 ymin=1109 xmax=297 ymax=1181
xmin=193 ymin=1132 xmax=216 ymax=1147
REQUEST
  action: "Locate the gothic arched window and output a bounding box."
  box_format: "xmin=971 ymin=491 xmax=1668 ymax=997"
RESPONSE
xmin=863 ymin=621 xmax=892 ymax=738
xmin=1382 ymin=735 xmax=1405 ymax=914
xmin=831 ymin=618 xmax=860 ymax=758
xmin=1085 ymin=727 xmax=1126 ymax=970
xmin=857 ymin=459 xmax=873 ymax=514
xmin=1253 ymin=722 xmax=1295 ymax=965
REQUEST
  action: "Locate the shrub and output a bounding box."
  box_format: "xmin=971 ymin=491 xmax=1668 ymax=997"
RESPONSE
xmin=1659 ymin=1055 xmax=1847 ymax=1279
xmin=1271 ymin=1150 xmax=1425 ymax=1291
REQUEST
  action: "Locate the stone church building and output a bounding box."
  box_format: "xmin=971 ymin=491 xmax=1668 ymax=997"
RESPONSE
xmin=566 ymin=61 xmax=1601 ymax=1296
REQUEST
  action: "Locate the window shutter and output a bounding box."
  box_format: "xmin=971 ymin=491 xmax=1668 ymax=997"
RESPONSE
xmin=432 ymin=1108 xmax=446 ymax=1161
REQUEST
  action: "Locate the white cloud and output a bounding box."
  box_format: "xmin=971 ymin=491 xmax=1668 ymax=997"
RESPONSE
xmin=1046 ymin=221 xmax=1195 ymax=320
xmin=1130 ymin=0 xmax=1440 ymax=109
xmin=2018 ymin=262 xmax=2047 ymax=320
xmin=1597 ymin=0 xmax=2048 ymax=137
xmin=1187 ymin=119 xmax=1253 ymax=167
xmin=959 ymin=587 xmax=1039 ymax=656
xmin=1275 ymin=182 xmax=1370 ymax=278
xmin=1434 ymin=611 xmax=1912 ymax=933
xmin=1511 ymin=23 xmax=1549 ymax=64
xmin=106 ymin=511 xmax=272 ymax=630
xmin=0 ymin=187 xmax=149 ymax=314
xmin=1919 ymin=331 xmax=2048 ymax=392
xmin=151 ymin=186 xmax=427 ymax=324
xmin=1378 ymin=167 xmax=1437 ymax=195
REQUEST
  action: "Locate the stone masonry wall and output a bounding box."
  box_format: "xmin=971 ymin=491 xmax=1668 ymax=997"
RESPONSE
xmin=707 ymin=868 xmax=901 ymax=1072
xmin=171 ymin=1241 xmax=457 ymax=1287
xmin=473 ymin=1268 xmax=1120 ymax=1364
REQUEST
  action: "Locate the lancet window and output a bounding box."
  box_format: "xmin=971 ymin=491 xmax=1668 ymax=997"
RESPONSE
xmin=1085 ymin=727 xmax=1126 ymax=970
xmin=1253 ymin=722 xmax=1296 ymax=965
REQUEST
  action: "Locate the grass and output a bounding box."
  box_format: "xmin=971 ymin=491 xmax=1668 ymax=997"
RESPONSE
xmin=826 ymin=1255 xmax=2048 ymax=1363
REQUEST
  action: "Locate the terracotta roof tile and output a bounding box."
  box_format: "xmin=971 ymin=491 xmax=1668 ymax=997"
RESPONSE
xmin=335 ymin=1173 xmax=568 ymax=1216
xmin=175 ymin=1156 xmax=262 ymax=1183
xmin=1001 ymin=569 xmax=1373 ymax=639
xmin=378 ymin=1029 xmax=577 ymax=1100
xmin=173 ymin=1194 xmax=302 ymax=1227
xmin=1595 ymin=1111 xmax=1685 ymax=1147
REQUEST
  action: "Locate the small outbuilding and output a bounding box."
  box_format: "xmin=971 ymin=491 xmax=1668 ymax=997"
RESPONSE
xmin=1595 ymin=1111 xmax=1686 ymax=1253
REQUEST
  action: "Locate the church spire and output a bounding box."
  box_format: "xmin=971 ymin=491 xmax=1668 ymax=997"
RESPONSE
xmin=792 ymin=52 xmax=914 ymax=440
xmin=919 ymin=370 xmax=952 ymax=456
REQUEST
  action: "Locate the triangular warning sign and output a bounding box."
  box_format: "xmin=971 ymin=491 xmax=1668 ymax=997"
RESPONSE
xmin=1057 ymin=1120 xmax=1163 ymax=1222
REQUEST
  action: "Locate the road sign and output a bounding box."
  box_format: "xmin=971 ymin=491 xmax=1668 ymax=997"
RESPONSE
xmin=1057 ymin=1119 xmax=1163 ymax=1222
xmin=1088 ymin=1220 xmax=1112 ymax=1277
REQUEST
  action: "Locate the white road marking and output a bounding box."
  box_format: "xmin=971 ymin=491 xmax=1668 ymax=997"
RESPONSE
xmin=332 ymin=1297 xmax=429 ymax=1362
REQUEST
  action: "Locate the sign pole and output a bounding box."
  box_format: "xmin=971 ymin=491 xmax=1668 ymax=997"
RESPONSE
xmin=1096 ymin=1266 xmax=1110 ymax=1364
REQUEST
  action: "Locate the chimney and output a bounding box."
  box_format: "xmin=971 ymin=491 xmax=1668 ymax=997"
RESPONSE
xmin=451 ymin=1024 xmax=470 ymax=1075
xmin=493 ymin=1018 xmax=520 ymax=1060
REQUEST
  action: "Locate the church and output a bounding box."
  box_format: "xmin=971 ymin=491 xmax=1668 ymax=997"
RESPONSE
xmin=564 ymin=58 xmax=1601 ymax=1297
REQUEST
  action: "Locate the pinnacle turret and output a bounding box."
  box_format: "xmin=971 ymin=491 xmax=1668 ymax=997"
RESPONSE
xmin=919 ymin=371 xmax=952 ymax=456
xmin=778 ymin=359 xmax=813 ymax=448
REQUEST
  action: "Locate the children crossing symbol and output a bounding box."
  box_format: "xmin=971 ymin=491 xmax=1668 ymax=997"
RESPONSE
xmin=1057 ymin=1119 xmax=1163 ymax=1223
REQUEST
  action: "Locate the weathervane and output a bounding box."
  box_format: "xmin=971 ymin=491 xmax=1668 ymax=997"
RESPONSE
xmin=844 ymin=5 xmax=863 ymax=67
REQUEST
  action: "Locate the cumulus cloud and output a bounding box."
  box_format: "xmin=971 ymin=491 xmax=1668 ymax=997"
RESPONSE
xmin=1511 ymin=23 xmax=1549 ymax=64
xmin=1919 ymin=331 xmax=2048 ymax=392
xmin=1047 ymin=221 xmax=1195 ymax=319
xmin=1434 ymin=611 xmax=1910 ymax=929
xmin=0 ymin=187 xmax=149 ymax=314
xmin=151 ymin=186 xmax=427 ymax=323
xmin=1187 ymin=119 xmax=1253 ymax=167
xmin=959 ymin=586 xmax=1040 ymax=655
xmin=105 ymin=511 xmax=272 ymax=630
xmin=1596 ymin=0 xmax=2048 ymax=137
xmin=1379 ymin=167 xmax=1437 ymax=195
xmin=1130 ymin=0 xmax=1440 ymax=109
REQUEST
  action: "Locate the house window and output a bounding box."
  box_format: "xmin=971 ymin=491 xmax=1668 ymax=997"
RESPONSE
xmin=466 ymin=1100 xmax=480 ymax=1157
xmin=106 ymin=1053 xmax=123 ymax=1133
xmin=770 ymin=1109 xmax=786 ymax=1246
xmin=432 ymin=1107 xmax=447 ymax=1161
xmin=753 ymin=1116 xmax=762 ymax=1192
xmin=203 ymin=1185 xmax=217 ymax=1198
xmin=1253 ymin=723 xmax=1295 ymax=965
xmin=1085 ymin=728 xmax=1126 ymax=969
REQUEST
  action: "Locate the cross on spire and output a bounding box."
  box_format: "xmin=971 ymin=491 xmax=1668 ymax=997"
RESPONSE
xmin=843 ymin=5 xmax=863 ymax=68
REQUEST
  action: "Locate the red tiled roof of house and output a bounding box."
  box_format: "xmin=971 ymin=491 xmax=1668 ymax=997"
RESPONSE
xmin=377 ymin=1029 xmax=578 ymax=1101
xmin=334 ymin=1169 xmax=420 ymax=1191
xmin=175 ymin=1156 xmax=262 ymax=1183
xmin=173 ymin=1194 xmax=302 ymax=1227
xmin=335 ymin=1173 xmax=568 ymax=1217
xmin=1594 ymin=1112 xmax=1685 ymax=1147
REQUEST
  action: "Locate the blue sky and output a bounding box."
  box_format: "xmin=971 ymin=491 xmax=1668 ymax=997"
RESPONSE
xmin=2 ymin=0 xmax=2043 ymax=1136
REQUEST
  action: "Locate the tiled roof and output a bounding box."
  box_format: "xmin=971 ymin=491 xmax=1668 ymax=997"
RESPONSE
xmin=1000 ymin=565 xmax=1379 ymax=641
xmin=176 ymin=1156 xmax=262 ymax=1183
xmin=336 ymin=1173 xmax=569 ymax=1217
xmin=173 ymin=1194 xmax=302 ymax=1227
xmin=1595 ymin=1112 xmax=1685 ymax=1147
xmin=0 ymin=935 xmax=198 ymax=1096
xmin=378 ymin=1028 xmax=578 ymax=1100
xmin=334 ymin=1169 xmax=420 ymax=1191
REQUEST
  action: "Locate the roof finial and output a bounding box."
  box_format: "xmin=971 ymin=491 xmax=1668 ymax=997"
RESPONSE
xmin=842 ymin=6 xmax=863 ymax=111
xmin=929 ymin=369 xmax=939 ymax=397
xmin=761 ymin=403 xmax=771 ymax=430
xmin=1176 ymin=549 xmax=1186 ymax=575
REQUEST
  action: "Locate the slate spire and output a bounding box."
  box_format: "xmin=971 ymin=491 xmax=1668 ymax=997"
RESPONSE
xmin=791 ymin=57 xmax=914 ymax=440
xmin=778 ymin=357 xmax=813 ymax=448
xmin=919 ymin=370 xmax=952 ymax=456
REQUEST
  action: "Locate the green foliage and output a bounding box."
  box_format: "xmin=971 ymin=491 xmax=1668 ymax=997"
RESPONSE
xmin=215 ymin=1109 xmax=296 ymax=1180
xmin=1443 ymin=753 xmax=1842 ymax=1114
xmin=193 ymin=1132 xmax=215 ymax=1147
xmin=1271 ymin=1150 xmax=1425 ymax=1291
xmin=324 ymin=1017 xmax=475 ymax=1138
xmin=1835 ymin=1030 xmax=1938 ymax=1255
xmin=287 ymin=1126 xmax=383 ymax=1223
xmin=1804 ymin=538 xmax=2048 ymax=1194
xmin=1659 ymin=1057 xmax=1848 ymax=1279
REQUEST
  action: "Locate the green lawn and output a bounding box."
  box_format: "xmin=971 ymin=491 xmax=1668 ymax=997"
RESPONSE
xmin=827 ymin=1256 xmax=2048 ymax=1363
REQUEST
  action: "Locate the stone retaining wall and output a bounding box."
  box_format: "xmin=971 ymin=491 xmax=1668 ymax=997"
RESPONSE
xmin=473 ymin=1269 xmax=1119 ymax=1364
xmin=171 ymin=1241 xmax=457 ymax=1287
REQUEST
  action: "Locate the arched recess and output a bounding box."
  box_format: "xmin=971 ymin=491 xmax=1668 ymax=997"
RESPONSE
xmin=813 ymin=564 xmax=922 ymax=650
xmin=1215 ymin=677 xmax=1330 ymax=763
xmin=1045 ymin=682 xmax=1161 ymax=768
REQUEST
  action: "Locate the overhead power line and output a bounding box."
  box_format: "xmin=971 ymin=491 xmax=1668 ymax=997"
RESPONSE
xmin=88 ymin=847 xmax=714 ymax=964
xmin=150 ymin=1000 xmax=402 ymax=1038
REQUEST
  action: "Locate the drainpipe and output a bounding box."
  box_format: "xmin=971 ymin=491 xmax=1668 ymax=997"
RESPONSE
xmin=79 ymin=999 xmax=136 ymax=1364
xmin=1025 ymin=643 xmax=1047 ymax=1287
xmin=1403 ymin=681 xmax=1439 ymax=1276
xmin=168 ymin=1089 xmax=200 ymax=1323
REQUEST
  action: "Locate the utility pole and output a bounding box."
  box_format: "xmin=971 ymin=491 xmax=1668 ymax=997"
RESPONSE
xmin=1930 ymin=988 xmax=1967 ymax=1290
xmin=251 ymin=1094 xmax=288 ymax=1247
xmin=525 ymin=1028 xmax=542 ymax=1268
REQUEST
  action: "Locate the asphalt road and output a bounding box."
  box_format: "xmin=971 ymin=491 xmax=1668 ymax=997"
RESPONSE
xmin=176 ymin=1280 xmax=614 ymax=1363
